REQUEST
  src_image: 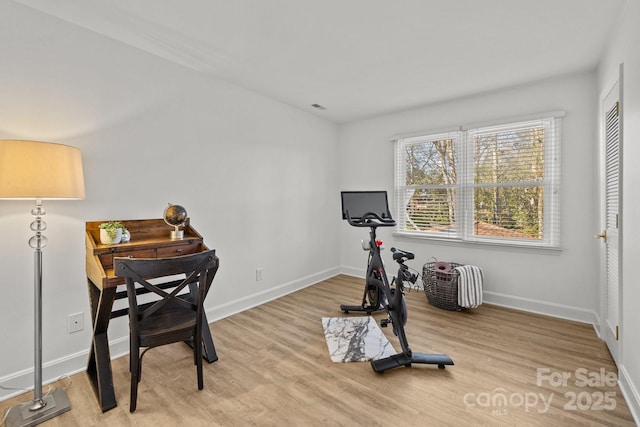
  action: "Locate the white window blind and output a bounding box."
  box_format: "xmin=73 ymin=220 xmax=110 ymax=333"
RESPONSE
xmin=394 ymin=115 xmax=561 ymax=248
xmin=395 ymin=131 xmax=462 ymax=238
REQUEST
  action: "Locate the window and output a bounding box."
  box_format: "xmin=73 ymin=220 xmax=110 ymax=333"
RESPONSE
xmin=394 ymin=116 xmax=561 ymax=247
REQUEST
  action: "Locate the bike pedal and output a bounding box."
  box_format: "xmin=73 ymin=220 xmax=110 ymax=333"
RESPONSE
xmin=380 ymin=319 xmax=389 ymax=327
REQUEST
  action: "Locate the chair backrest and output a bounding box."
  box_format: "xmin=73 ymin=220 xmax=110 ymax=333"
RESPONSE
xmin=114 ymin=250 xmax=219 ymax=325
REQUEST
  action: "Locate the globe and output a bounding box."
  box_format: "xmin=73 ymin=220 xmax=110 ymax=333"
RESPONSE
xmin=164 ymin=203 xmax=187 ymax=227
xmin=164 ymin=204 xmax=187 ymax=239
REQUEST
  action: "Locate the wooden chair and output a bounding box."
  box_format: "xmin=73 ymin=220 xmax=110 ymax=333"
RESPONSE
xmin=114 ymin=250 xmax=219 ymax=412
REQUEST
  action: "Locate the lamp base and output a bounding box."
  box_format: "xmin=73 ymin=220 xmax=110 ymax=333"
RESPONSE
xmin=4 ymin=388 xmax=71 ymax=427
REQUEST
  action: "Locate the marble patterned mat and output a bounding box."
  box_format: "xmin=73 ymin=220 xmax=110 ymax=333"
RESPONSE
xmin=322 ymin=316 xmax=396 ymax=363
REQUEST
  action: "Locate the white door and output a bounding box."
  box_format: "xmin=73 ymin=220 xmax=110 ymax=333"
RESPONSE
xmin=599 ymin=80 xmax=621 ymax=363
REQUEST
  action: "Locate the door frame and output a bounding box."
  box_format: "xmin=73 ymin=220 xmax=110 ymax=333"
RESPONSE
xmin=598 ymin=65 xmax=623 ymax=364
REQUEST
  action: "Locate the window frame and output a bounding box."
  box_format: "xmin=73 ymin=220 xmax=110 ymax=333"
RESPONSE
xmin=393 ymin=114 xmax=562 ymax=249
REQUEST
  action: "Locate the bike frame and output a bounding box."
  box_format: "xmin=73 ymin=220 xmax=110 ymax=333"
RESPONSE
xmin=340 ymin=207 xmax=454 ymax=373
xmin=362 ymin=225 xmax=412 ymax=355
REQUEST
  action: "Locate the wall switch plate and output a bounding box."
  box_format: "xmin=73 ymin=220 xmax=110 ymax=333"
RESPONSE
xmin=67 ymin=312 xmax=84 ymax=333
xmin=256 ymin=267 xmax=263 ymax=281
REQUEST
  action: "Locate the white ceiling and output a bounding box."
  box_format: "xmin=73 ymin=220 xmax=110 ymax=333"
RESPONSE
xmin=14 ymin=0 xmax=627 ymax=123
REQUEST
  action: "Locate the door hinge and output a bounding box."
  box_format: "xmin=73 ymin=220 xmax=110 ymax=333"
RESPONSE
xmin=616 ymin=325 xmax=619 ymax=341
xmin=616 ymin=214 xmax=619 ymax=229
xmin=616 ymin=101 xmax=620 ymax=117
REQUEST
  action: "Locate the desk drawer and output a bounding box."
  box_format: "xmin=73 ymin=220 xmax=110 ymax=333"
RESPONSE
xmin=157 ymin=242 xmax=202 ymax=258
xmin=100 ymin=248 xmax=156 ymax=269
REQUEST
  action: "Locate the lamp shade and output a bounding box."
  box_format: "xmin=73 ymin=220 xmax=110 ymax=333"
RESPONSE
xmin=0 ymin=140 xmax=85 ymax=199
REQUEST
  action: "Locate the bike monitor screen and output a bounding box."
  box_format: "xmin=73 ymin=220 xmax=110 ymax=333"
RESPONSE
xmin=341 ymin=191 xmax=392 ymax=221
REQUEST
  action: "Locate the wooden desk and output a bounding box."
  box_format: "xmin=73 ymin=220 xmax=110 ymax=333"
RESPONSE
xmin=85 ymin=218 xmax=218 ymax=412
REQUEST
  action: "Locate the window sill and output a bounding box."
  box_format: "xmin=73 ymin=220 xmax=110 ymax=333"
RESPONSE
xmin=393 ymin=231 xmax=562 ymax=253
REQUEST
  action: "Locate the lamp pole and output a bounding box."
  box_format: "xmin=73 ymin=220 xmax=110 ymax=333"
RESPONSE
xmin=29 ymin=198 xmax=47 ymax=411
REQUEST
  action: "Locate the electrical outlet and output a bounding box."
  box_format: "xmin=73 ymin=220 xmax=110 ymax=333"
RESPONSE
xmin=256 ymin=267 xmax=263 ymax=281
xmin=67 ymin=312 xmax=84 ymax=334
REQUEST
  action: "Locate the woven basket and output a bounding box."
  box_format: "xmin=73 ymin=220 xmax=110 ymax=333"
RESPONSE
xmin=422 ymin=261 xmax=465 ymax=311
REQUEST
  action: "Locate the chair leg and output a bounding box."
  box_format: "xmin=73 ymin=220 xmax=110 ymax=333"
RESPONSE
xmin=197 ymin=358 xmax=203 ymax=390
xmin=129 ymin=332 xmax=133 ymax=373
xmin=196 ymin=329 xmax=203 ymax=390
xmin=130 ymin=348 xmax=140 ymax=412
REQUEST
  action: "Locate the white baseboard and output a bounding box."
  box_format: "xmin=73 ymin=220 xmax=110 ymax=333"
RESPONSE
xmin=592 ymin=311 xmax=603 ymax=339
xmin=0 ymin=266 xmax=340 ymax=403
xmin=618 ymin=364 xmax=640 ymax=426
xmin=481 ymin=290 xmax=597 ymax=325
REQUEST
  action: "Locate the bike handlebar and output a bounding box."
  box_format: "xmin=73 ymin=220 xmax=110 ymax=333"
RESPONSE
xmin=345 ymin=211 xmax=396 ymax=227
xmin=391 ymin=248 xmax=418 ymax=284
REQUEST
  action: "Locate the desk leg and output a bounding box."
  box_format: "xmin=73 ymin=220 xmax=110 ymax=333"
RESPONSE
xmin=87 ymin=281 xmax=117 ymax=412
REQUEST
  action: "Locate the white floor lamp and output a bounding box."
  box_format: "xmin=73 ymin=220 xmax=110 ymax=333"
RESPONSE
xmin=0 ymin=140 xmax=85 ymax=427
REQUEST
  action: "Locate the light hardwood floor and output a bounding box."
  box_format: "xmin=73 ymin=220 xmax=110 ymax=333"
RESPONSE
xmin=1 ymin=274 xmax=635 ymax=426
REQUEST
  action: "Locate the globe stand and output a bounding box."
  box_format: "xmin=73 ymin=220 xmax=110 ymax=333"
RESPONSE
xmin=170 ymin=227 xmax=184 ymax=240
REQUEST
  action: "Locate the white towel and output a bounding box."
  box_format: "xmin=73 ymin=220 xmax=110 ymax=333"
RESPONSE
xmin=454 ymin=265 xmax=483 ymax=308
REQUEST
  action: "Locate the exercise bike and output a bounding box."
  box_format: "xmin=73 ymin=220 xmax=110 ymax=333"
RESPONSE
xmin=340 ymin=191 xmax=454 ymax=373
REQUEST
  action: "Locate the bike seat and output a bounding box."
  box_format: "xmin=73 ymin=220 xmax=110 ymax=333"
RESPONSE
xmin=392 ymin=248 xmax=414 ymax=261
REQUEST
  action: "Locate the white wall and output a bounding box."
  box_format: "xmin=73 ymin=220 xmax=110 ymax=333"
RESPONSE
xmin=0 ymin=2 xmax=340 ymax=399
xmin=338 ymin=72 xmax=599 ymax=322
xmin=598 ymin=0 xmax=640 ymax=422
